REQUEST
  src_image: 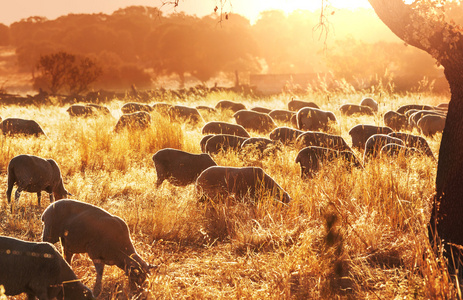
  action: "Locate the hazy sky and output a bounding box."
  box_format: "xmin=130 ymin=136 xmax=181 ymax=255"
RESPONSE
xmin=1 ymin=0 xmax=371 ymax=25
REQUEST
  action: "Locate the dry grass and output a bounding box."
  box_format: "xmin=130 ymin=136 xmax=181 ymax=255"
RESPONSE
xmin=0 ymin=91 xmax=456 ymax=299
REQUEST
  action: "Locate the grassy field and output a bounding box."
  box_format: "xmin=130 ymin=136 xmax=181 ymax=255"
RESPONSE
xmin=0 ymin=90 xmax=455 ymax=299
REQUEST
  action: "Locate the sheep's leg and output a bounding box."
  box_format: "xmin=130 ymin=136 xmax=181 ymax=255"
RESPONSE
xmin=93 ymin=261 xmax=105 ymax=296
xmin=14 ymin=189 xmax=21 ymax=202
xmin=49 ymin=193 xmax=54 ymax=203
xmin=37 ymin=192 xmax=41 ymax=206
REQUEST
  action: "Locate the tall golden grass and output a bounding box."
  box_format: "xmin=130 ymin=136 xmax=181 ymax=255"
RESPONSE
xmin=0 ymin=90 xmax=455 ymax=299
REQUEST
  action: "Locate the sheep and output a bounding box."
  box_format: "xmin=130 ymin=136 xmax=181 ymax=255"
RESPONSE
xmin=250 ymin=106 xmax=272 ymax=114
xmin=168 ymin=105 xmax=203 ymax=125
xmin=387 ymin=132 xmax=435 ymax=159
xmin=86 ymin=103 xmax=111 ymax=116
xmin=152 ymin=148 xmax=217 ymax=187
xmin=268 ymin=109 xmax=295 ymax=123
xmin=66 ymin=104 xmax=98 ymax=117
xmin=200 ymin=134 xmax=215 ymax=153
xmin=240 ymin=137 xmax=282 ymax=157
xmin=0 ymin=235 xmax=94 ymax=300
xmin=295 ymin=131 xmax=352 ymax=152
xmin=436 ymin=102 xmax=449 ymax=109
xmin=408 ymin=110 xmax=446 ymax=129
xmin=396 ymin=104 xmax=435 ymax=114
xmin=6 ymin=154 xmax=71 ymax=209
xmin=288 ymin=99 xmax=320 ymax=111
xmin=201 ymin=121 xmax=250 ymax=138
xmin=339 ymin=104 xmax=374 ymax=116
xmin=233 ymin=110 xmax=277 ymax=133
xmin=215 ymin=100 xmax=246 ymax=113
xmin=196 ymin=105 xmax=217 ymax=115
xmin=417 ymin=114 xmax=446 ymax=136
xmin=196 ymin=166 xmax=291 ymax=204
xmin=363 ymin=134 xmax=404 ymax=162
xmin=296 ymin=107 xmax=337 ymax=131
xmin=114 ymin=111 xmax=151 ymax=132
xmin=1 ymin=118 xmax=46 ymax=137
xmin=295 ymin=146 xmax=362 ymax=179
xmin=204 ymin=134 xmax=248 ymax=155
xmin=269 ymin=127 xmax=305 ymax=145
xmin=41 ymin=199 xmax=152 ymax=296
xmin=383 ymin=110 xmax=408 ymax=131
xmin=348 ymin=124 xmax=393 ymax=149
xmin=152 ymin=102 xmax=173 ymax=113
xmin=360 ymin=97 xmax=378 ymax=112
xmin=121 ymin=102 xmax=153 ymax=114
xmin=380 ymin=143 xmax=421 ymax=158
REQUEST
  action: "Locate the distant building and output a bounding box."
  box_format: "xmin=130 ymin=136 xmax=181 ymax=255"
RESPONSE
xmin=250 ymin=73 xmax=329 ymax=95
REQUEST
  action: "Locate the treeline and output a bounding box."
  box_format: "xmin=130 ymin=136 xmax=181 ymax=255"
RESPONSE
xmin=2 ymin=4 xmax=463 ymax=94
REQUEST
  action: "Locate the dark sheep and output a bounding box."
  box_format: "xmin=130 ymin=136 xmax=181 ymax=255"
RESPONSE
xmin=288 ymin=99 xmax=320 ymax=111
xmin=41 ymin=199 xmax=152 ymax=296
xmin=86 ymin=103 xmax=111 ymax=115
xmin=168 ymin=105 xmax=203 ymax=124
xmin=1 ymin=118 xmax=46 ymax=137
xmin=360 ymin=97 xmax=379 ymax=112
xmin=380 ymin=143 xmax=421 ymax=158
xmin=196 ymin=105 xmax=217 ymax=114
xmin=200 ymin=134 xmax=215 ymax=153
xmin=66 ymin=105 xmax=98 ymax=117
xmin=152 ymin=102 xmax=173 ymax=113
xmin=295 ymin=146 xmax=362 ymax=179
xmin=114 ymin=111 xmax=151 ymax=132
xmin=152 ymin=148 xmax=217 ymax=187
xmin=269 ymin=127 xmax=305 ymax=145
xmin=0 ymin=236 xmax=94 ymax=300
xmin=204 ymin=134 xmax=248 ymax=155
xmin=383 ymin=110 xmax=408 ymax=131
xmin=387 ymin=132 xmax=435 ymax=159
xmin=417 ymin=114 xmax=446 ymax=136
xmin=408 ymin=110 xmax=446 ymax=129
xmin=396 ymin=104 xmax=435 ymax=114
xmin=436 ymin=103 xmax=449 ymax=109
xmin=196 ymin=166 xmax=291 ymax=204
xmin=240 ymin=137 xmax=282 ymax=156
xmin=215 ymin=100 xmax=246 ymax=112
xmin=295 ymin=131 xmax=352 ymax=152
xmin=348 ymin=124 xmax=393 ymax=149
xmin=201 ymin=121 xmax=250 ymax=138
xmin=6 ymin=154 xmax=71 ymax=208
xmin=296 ymin=107 xmax=337 ymax=131
xmin=268 ymin=109 xmax=295 ymax=123
xmin=363 ymin=134 xmax=404 ymax=162
xmin=339 ymin=104 xmax=374 ymax=116
xmin=121 ymin=102 xmax=153 ymax=114
xmin=233 ymin=110 xmax=277 ymax=133
xmin=251 ymin=106 xmax=272 ymax=114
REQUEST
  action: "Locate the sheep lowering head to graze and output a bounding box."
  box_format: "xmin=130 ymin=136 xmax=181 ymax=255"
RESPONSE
xmin=196 ymin=166 xmax=291 ymax=204
xmin=360 ymin=97 xmax=378 ymax=112
xmin=0 ymin=236 xmax=94 ymax=300
xmin=201 ymin=121 xmax=250 ymax=138
xmin=215 ymin=100 xmax=246 ymax=113
xmin=363 ymin=134 xmax=404 ymax=162
xmin=41 ymin=199 xmax=153 ymax=296
xmin=417 ymin=114 xmax=446 ymax=136
xmin=296 ymin=107 xmax=337 ymax=131
xmin=66 ymin=104 xmax=98 ymax=118
xmin=295 ymin=131 xmax=352 ymax=152
xmin=1 ymin=118 xmax=46 ymax=137
xmin=339 ymin=104 xmax=374 ymax=116
xmin=268 ymin=109 xmax=295 ymax=123
xmin=240 ymin=137 xmax=283 ymax=157
xmin=348 ymin=124 xmax=393 ymax=149
xmin=387 ymin=132 xmax=435 ymax=160
xmin=233 ymin=110 xmax=277 ymax=134
xmin=6 ymin=154 xmax=71 ymax=210
xmin=114 ymin=111 xmax=151 ymax=132
xmin=287 ymin=99 xmax=320 ymax=111
xmin=121 ymin=102 xmax=154 ymax=114
xmin=168 ymin=105 xmax=203 ymax=125
xmin=153 ymin=148 xmax=217 ymax=187
xmin=383 ymin=110 xmax=408 ymax=131
xmin=269 ymin=127 xmax=304 ymax=145
xmin=204 ymin=134 xmax=248 ymax=155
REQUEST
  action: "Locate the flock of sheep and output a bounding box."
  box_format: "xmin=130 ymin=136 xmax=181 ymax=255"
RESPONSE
xmin=0 ymin=95 xmax=446 ymax=299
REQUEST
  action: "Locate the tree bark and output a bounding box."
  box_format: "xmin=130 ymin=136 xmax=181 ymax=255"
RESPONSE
xmin=369 ymin=0 xmax=463 ymax=266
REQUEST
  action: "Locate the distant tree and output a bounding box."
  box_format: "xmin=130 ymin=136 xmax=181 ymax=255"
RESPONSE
xmin=67 ymin=56 xmax=102 ymax=95
xmin=0 ymin=23 xmax=10 ymax=46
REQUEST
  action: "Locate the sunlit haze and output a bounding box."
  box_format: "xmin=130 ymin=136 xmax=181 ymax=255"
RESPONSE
xmin=0 ymin=0 xmax=371 ymax=25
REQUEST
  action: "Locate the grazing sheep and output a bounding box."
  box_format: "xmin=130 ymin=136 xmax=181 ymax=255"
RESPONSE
xmin=363 ymin=134 xmax=404 ymax=162
xmin=295 ymin=131 xmax=352 ymax=151
xmin=200 ymin=134 xmax=215 ymax=153
xmin=233 ymin=110 xmax=277 ymax=133
xmin=0 ymin=236 xmax=94 ymax=300
xmin=268 ymin=109 xmax=295 ymax=123
xmin=348 ymin=124 xmax=393 ymax=149
xmin=6 ymin=154 xmax=71 ymax=208
xmin=296 ymin=107 xmax=337 ymax=131
xmin=66 ymin=104 xmax=97 ymax=117
xmin=114 ymin=111 xmax=151 ymax=132
xmin=396 ymin=104 xmax=435 ymax=114
xmin=1 ymin=118 xmax=46 ymax=137
xmin=86 ymin=103 xmax=111 ymax=116
xmin=121 ymin=102 xmax=153 ymax=114
xmin=152 ymin=102 xmax=173 ymax=113
xmin=387 ymin=132 xmax=435 ymax=159
xmin=204 ymin=134 xmax=248 ymax=155
xmin=383 ymin=110 xmax=408 ymax=131
xmin=408 ymin=110 xmax=446 ymax=129
xmin=269 ymin=127 xmax=305 ymax=145
xmin=152 ymin=148 xmax=217 ymax=187
xmin=251 ymin=106 xmax=272 ymax=114
xmin=196 ymin=105 xmax=217 ymax=114
xmin=417 ymin=114 xmax=446 ymax=136
xmin=168 ymin=105 xmax=203 ymax=124
xmin=215 ymin=100 xmax=246 ymax=112
xmin=240 ymin=137 xmax=282 ymax=156
xmin=41 ymin=199 xmax=152 ymax=296
xmin=201 ymin=121 xmax=250 ymax=138
xmin=380 ymin=143 xmax=421 ymax=158
xmin=339 ymin=104 xmax=374 ymax=116
xmin=196 ymin=166 xmax=291 ymax=204
xmin=295 ymin=146 xmax=362 ymax=179
xmin=360 ymin=97 xmax=378 ymax=112
xmin=288 ymin=99 xmax=320 ymax=111
xmin=436 ymin=102 xmax=449 ymax=109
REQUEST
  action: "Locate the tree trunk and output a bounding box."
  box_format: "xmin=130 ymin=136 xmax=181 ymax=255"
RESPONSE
xmin=368 ymin=0 xmax=463 ymax=269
